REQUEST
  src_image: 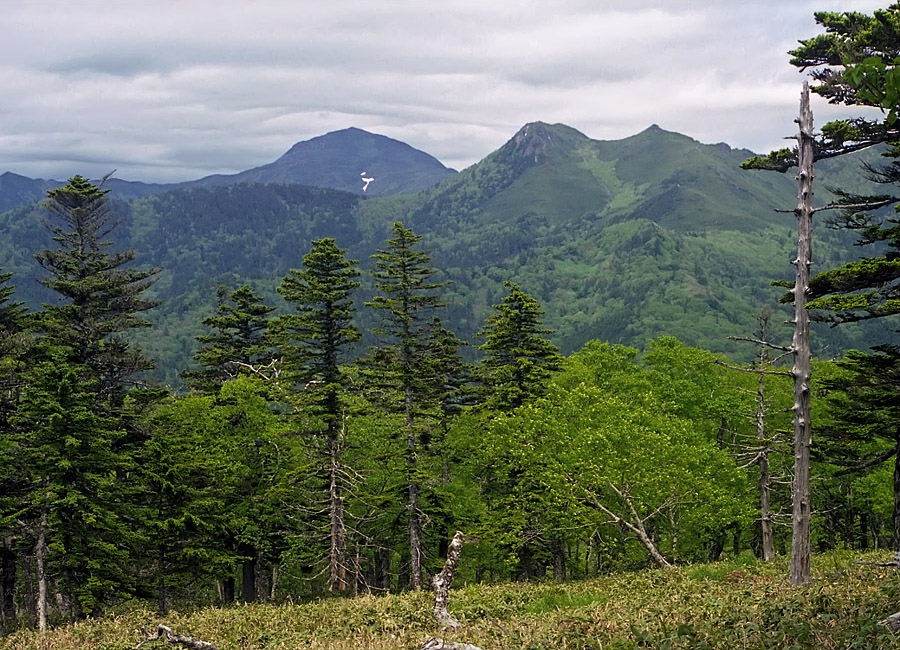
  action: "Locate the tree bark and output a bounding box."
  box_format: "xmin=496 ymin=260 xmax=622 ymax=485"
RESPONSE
xmin=420 ymin=638 xmax=484 ymax=650
xmin=406 ymin=383 xmax=423 ymax=590
xmin=790 ymin=81 xmax=814 ymax=588
xmin=240 ymin=543 xmax=256 ymax=603
xmin=35 ymin=511 xmax=48 ymax=632
xmin=431 ymin=531 xmax=475 ymax=630
xmin=552 ymin=536 xmax=566 ymax=582
xmin=758 ymin=369 xmax=775 ymax=562
xmin=581 ymin=483 xmax=672 ymax=568
xmin=0 ymin=536 xmax=16 ymax=627
xmin=137 ymin=624 xmax=218 ymax=650
xmin=328 ymin=435 xmax=347 ymax=592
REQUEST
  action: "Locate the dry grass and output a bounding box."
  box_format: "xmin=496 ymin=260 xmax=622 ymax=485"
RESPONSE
xmin=3 ymin=551 xmax=900 ymax=649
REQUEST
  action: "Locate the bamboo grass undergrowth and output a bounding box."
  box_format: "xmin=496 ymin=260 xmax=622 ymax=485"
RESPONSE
xmin=3 ymin=551 xmax=900 ymax=650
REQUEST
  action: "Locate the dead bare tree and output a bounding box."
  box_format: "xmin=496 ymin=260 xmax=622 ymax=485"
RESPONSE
xmin=718 ymin=308 xmax=793 ymax=561
xmin=789 ymin=81 xmax=815 ymax=588
xmin=578 ymin=481 xmax=673 ymax=568
xmin=422 ymin=532 xmax=484 ymax=650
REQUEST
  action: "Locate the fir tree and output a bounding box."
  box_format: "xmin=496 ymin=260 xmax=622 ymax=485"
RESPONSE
xmin=476 ymin=282 xmax=562 ymax=412
xmin=366 ymin=222 xmax=448 ymax=590
xmin=15 ymin=176 xmax=161 ymax=618
xmin=182 ymin=284 xmax=276 ymax=393
xmin=276 ymin=238 xmax=360 ymax=592
xmin=0 ymin=269 xmax=26 ymax=627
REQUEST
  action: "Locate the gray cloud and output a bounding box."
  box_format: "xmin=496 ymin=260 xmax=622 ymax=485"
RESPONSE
xmin=0 ymin=0 xmax=889 ymax=183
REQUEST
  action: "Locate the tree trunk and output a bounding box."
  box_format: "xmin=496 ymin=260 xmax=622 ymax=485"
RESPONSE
xmin=35 ymin=511 xmax=48 ymax=632
xmin=0 ymin=536 xmax=16 ymax=628
xmin=893 ymin=444 xmax=900 ymax=553
xmin=757 ymin=371 xmax=775 ymax=562
xmin=582 ymin=484 xmax=672 ymax=568
xmin=790 ymin=81 xmax=814 ymax=588
xmin=431 ymin=531 xmax=475 ymax=630
xmin=141 ymin=624 xmax=219 ymax=650
xmin=552 ymin=536 xmax=566 ymax=582
xmin=157 ymin=576 xmax=167 ymax=616
xmin=222 ymin=576 xmax=235 ymax=604
xmin=328 ymin=435 xmax=347 ymax=592
xmin=240 ymin=543 xmax=256 ymax=603
xmin=406 ymin=384 xmax=423 ymax=590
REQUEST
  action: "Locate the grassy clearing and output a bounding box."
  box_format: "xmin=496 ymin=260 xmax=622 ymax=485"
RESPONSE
xmin=3 ymin=551 xmax=900 ymax=649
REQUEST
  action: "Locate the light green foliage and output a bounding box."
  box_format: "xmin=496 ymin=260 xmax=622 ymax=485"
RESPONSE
xmin=475 ymin=340 xmax=753 ymax=572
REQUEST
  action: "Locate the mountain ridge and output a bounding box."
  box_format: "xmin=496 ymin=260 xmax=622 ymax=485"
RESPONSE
xmin=0 ymin=121 xmax=888 ymax=385
xmin=0 ymin=127 xmax=457 ymax=211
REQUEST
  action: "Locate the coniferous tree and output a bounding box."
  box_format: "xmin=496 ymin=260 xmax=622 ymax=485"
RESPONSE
xmin=15 ymin=176 xmax=161 ymax=620
xmin=476 ymin=282 xmax=562 ymax=412
xmin=366 ymin=222 xmax=448 ymax=590
xmin=818 ymin=346 xmax=900 ymax=551
xmin=0 ymin=269 xmax=27 ymax=628
xmin=276 ymin=238 xmax=360 ymax=593
xmin=34 ymin=175 xmax=159 ymax=396
xmin=180 ymin=283 xmax=277 ymax=602
xmin=182 ymin=284 xmax=276 ymax=393
xmin=752 ymin=7 xmax=900 ymax=569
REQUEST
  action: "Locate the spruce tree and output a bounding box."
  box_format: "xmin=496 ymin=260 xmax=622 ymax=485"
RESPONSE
xmin=16 ymin=176 xmax=160 ymax=619
xmin=366 ymin=222 xmax=448 ymax=590
xmin=818 ymin=346 xmax=900 ymax=551
xmin=34 ymin=175 xmax=159 ymax=393
xmin=0 ymin=269 xmax=26 ymax=628
xmin=181 ymin=283 xmax=276 ymax=602
xmin=476 ymin=282 xmax=562 ymax=412
xmin=182 ymin=284 xmax=276 ymax=393
xmin=276 ymin=238 xmax=360 ymax=592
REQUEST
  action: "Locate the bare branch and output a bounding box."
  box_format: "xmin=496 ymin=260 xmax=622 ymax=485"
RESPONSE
xmin=711 ymin=359 xmax=792 ymax=377
xmin=136 ymin=625 xmax=217 ymax=650
xmin=727 ymin=336 xmax=792 ymax=353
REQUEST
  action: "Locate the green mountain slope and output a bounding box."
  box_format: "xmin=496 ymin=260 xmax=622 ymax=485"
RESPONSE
xmin=0 ymin=122 xmax=889 ymax=384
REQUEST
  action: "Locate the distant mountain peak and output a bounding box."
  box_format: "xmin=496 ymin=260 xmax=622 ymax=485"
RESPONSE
xmin=196 ymin=127 xmax=456 ymax=197
xmin=505 ymin=122 xmax=588 ymax=164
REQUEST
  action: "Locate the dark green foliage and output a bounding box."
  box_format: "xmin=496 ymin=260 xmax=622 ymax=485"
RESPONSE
xmin=816 ymin=346 xmax=900 ymax=549
xmin=366 ymin=222 xmax=449 ymax=413
xmin=0 ymin=268 xmax=26 ymax=412
xmin=476 ymin=282 xmax=562 ymax=411
xmin=276 ymin=238 xmax=360 ymax=417
xmin=276 ymin=238 xmax=361 ymax=593
xmin=34 ymin=176 xmax=159 ymax=385
xmin=182 ymin=284 xmax=275 ymax=393
xmin=10 ymin=176 xmax=163 ymax=616
xmin=365 ymin=221 xmax=453 ymax=589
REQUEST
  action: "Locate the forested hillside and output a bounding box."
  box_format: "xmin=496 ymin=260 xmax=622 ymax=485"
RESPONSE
xmin=0 ymin=122 xmax=888 ymax=385
xmin=2 ymin=96 xmax=900 ymax=638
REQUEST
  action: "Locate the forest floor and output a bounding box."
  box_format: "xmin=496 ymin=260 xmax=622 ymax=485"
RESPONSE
xmin=2 ymin=551 xmax=900 ymax=650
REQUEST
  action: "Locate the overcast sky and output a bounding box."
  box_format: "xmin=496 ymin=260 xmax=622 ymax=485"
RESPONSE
xmin=0 ymin=1 xmax=889 ymax=183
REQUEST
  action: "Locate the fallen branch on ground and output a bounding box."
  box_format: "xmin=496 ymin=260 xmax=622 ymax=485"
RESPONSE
xmin=420 ymin=638 xmax=484 ymax=650
xmin=881 ymin=611 xmax=900 ymax=632
xmin=135 ymin=625 xmax=218 ymax=650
